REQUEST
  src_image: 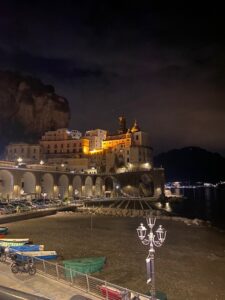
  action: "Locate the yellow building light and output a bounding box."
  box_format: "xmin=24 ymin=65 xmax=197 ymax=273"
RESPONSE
xmin=89 ymin=149 xmax=103 ymax=155
xmin=35 ymin=185 xmax=41 ymax=193
xmin=83 ymin=146 xmax=89 ymax=155
xmin=13 ymin=185 xmax=20 ymax=192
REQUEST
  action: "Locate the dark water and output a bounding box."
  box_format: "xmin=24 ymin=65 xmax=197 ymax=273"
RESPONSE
xmin=170 ymin=184 xmax=225 ymax=227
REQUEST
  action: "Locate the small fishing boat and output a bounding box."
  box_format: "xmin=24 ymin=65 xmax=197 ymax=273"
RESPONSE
xmin=9 ymin=245 xmax=44 ymax=252
xmin=0 ymin=238 xmax=29 ymax=243
xmin=0 ymin=238 xmax=29 ymax=247
xmin=99 ymin=285 xmax=123 ymax=300
xmin=63 ymin=257 xmax=106 ymax=277
xmin=0 ymin=241 xmax=27 ymax=247
xmin=17 ymin=251 xmax=57 ymax=260
xmin=0 ymin=227 xmax=8 ymax=235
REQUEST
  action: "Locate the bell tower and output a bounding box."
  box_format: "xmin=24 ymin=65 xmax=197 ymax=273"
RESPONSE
xmin=117 ymin=116 xmax=127 ymax=134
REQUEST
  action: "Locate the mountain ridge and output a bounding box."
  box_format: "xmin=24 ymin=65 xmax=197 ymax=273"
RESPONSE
xmin=154 ymin=146 xmax=225 ymax=183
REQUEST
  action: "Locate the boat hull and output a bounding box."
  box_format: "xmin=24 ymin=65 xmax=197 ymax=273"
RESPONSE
xmin=0 ymin=241 xmax=27 ymax=247
xmin=0 ymin=238 xmax=29 ymax=243
xmin=9 ymin=245 xmax=44 ymax=252
xmin=0 ymin=227 xmax=8 ymax=234
xmin=0 ymin=238 xmax=29 ymax=247
xmin=63 ymin=256 xmax=106 ymax=277
xmin=17 ymin=251 xmax=57 ymax=261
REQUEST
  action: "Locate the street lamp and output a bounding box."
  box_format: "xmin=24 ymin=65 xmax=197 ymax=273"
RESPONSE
xmin=17 ymin=157 xmax=23 ymax=165
xmin=137 ymin=217 xmax=167 ymax=300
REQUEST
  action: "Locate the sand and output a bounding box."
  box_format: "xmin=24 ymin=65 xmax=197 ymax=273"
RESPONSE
xmin=2 ymin=212 xmax=225 ymax=300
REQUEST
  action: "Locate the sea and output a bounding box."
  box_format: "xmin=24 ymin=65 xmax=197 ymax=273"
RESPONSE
xmin=169 ymin=183 xmax=225 ymax=228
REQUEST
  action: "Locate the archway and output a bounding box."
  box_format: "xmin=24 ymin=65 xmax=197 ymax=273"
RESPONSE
xmin=104 ymin=176 xmax=115 ymax=197
xmin=22 ymin=172 xmax=36 ymax=194
xmin=95 ymin=177 xmax=103 ymax=197
xmin=41 ymin=173 xmax=54 ymax=197
xmin=139 ymin=174 xmax=154 ymax=197
xmin=0 ymin=170 xmax=14 ymax=199
xmin=58 ymin=174 xmax=69 ymax=199
xmin=72 ymin=176 xmax=82 ymax=197
xmin=84 ymin=176 xmax=93 ymax=197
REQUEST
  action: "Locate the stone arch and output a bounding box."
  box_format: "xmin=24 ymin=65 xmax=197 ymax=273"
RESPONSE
xmin=58 ymin=174 xmax=69 ymax=199
xmin=95 ymin=177 xmax=104 ymax=197
xmin=22 ymin=172 xmax=36 ymax=194
xmin=41 ymin=173 xmax=54 ymax=197
xmin=72 ymin=176 xmax=82 ymax=197
xmin=84 ymin=176 xmax=93 ymax=197
xmin=0 ymin=170 xmax=14 ymax=199
xmin=139 ymin=174 xmax=154 ymax=197
xmin=104 ymin=176 xmax=116 ymax=197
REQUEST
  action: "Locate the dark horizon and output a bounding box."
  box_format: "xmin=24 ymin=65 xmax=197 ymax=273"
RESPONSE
xmin=0 ymin=1 xmax=224 ymax=155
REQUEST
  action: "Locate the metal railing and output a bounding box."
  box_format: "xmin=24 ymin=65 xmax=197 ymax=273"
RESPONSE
xmin=29 ymin=256 xmax=151 ymax=300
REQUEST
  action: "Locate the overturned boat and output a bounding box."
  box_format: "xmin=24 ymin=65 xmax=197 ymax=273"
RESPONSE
xmin=0 ymin=238 xmax=29 ymax=247
xmin=63 ymin=257 xmax=106 ymax=277
xmin=17 ymin=250 xmax=57 ymax=260
xmin=9 ymin=245 xmax=44 ymax=252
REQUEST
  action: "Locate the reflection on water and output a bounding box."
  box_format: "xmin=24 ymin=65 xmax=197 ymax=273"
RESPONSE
xmin=169 ymin=184 xmax=225 ymax=227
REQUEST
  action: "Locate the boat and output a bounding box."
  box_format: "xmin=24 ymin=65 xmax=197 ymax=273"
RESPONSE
xmin=9 ymin=245 xmax=44 ymax=252
xmin=0 ymin=238 xmax=29 ymax=243
xmin=0 ymin=227 xmax=8 ymax=235
xmin=17 ymin=251 xmax=57 ymax=260
xmin=99 ymin=285 xmax=123 ymax=300
xmin=63 ymin=257 xmax=106 ymax=277
xmin=0 ymin=238 xmax=29 ymax=247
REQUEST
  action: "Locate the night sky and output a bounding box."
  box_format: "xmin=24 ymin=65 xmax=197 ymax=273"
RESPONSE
xmin=0 ymin=1 xmax=224 ymax=154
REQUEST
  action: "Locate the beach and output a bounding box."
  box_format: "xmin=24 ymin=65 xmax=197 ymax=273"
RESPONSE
xmin=1 ymin=212 xmax=225 ymax=300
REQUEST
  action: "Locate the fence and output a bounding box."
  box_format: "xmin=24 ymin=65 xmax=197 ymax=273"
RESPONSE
xmin=28 ymin=256 xmax=152 ymax=300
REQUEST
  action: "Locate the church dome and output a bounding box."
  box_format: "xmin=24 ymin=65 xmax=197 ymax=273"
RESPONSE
xmin=131 ymin=120 xmax=140 ymax=133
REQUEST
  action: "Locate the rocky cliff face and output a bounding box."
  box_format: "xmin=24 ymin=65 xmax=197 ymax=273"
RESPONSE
xmin=0 ymin=71 xmax=70 ymax=149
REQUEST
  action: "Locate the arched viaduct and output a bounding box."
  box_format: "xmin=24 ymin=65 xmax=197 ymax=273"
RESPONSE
xmin=0 ymin=166 xmax=164 ymax=200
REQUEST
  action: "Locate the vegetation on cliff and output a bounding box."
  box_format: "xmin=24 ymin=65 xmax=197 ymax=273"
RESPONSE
xmin=0 ymin=70 xmax=70 ymax=153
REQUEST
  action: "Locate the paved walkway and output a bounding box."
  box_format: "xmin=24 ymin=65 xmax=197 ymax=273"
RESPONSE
xmin=0 ymin=262 xmax=95 ymax=300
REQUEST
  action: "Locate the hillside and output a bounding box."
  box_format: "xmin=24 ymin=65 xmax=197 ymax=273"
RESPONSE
xmin=154 ymin=147 xmax=225 ymax=183
xmin=0 ymin=70 xmax=70 ymax=153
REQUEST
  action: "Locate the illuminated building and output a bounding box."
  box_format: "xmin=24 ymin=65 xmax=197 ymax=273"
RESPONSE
xmin=103 ymin=118 xmax=153 ymax=173
xmin=85 ymin=129 xmax=107 ymax=151
xmin=40 ymin=129 xmax=89 ymax=156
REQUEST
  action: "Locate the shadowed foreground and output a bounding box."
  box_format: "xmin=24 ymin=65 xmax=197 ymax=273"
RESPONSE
xmin=2 ymin=212 xmax=225 ymax=300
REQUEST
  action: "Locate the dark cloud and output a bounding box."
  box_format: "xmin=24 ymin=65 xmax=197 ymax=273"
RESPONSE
xmin=0 ymin=1 xmax=224 ymax=154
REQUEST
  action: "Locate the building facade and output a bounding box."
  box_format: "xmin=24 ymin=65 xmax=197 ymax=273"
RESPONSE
xmin=103 ymin=119 xmax=153 ymax=173
xmin=2 ymin=117 xmax=165 ymax=198
xmin=40 ymin=128 xmax=89 ymax=159
xmin=5 ymin=143 xmax=41 ymax=163
xmin=85 ymin=129 xmax=107 ymax=151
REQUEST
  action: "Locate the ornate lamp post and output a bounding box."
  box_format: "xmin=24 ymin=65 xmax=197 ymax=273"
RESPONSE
xmin=137 ymin=217 xmax=167 ymax=300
